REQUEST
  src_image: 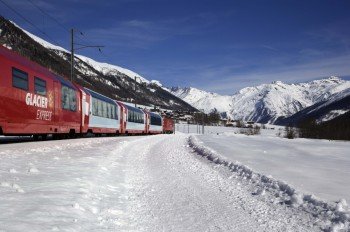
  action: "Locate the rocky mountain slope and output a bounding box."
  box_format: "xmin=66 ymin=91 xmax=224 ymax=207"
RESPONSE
xmin=0 ymin=16 xmax=196 ymax=112
xmin=171 ymin=77 xmax=350 ymax=123
xmin=276 ymin=87 xmax=350 ymax=125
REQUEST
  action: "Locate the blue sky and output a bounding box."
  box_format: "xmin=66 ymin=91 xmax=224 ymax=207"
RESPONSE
xmin=1 ymin=0 xmax=350 ymax=94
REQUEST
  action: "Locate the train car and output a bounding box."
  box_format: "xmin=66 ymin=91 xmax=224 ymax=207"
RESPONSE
xmin=0 ymin=46 xmax=173 ymax=139
xmin=84 ymin=88 xmax=120 ymax=135
xmin=74 ymin=85 xmax=90 ymax=134
xmin=115 ymin=101 xmax=127 ymax=134
xmin=0 ymin=46 xmax=81 ymax=138
xmin=148 ymin=112 xmax=163 ymax=134
xmin=117 ymin=102 xmax=146 ymax=135
xmin=163 ymin=117 xmax=174 ymax=134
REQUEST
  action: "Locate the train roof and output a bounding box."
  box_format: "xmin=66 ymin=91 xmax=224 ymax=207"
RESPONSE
xmin=150 ymin=112 xmax=162 ymax=118
xmin=54 ymin=74 xmax=78 ymax=90
xmin=125 ymin=104 xmax=144 ymax=114
xmin=84 ymin=88 xmax=117 ymax=105
xmin=0 ymin=46 xmax=77 ymax=90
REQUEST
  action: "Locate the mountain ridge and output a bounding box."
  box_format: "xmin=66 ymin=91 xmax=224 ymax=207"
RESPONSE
xmin=0 ymin=16 xmax=197 ymax=112
xmin=170 ymin=76 xmax=350 ymax=123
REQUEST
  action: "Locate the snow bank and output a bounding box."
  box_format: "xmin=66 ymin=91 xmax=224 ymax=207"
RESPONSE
xmin=188 ymin=136 xmax=350 ymax=231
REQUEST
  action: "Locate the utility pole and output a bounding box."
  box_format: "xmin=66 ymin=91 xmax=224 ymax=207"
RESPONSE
xmin=70 ymin=29 xmax=104 ymax=83
xmin=134 ymin=76 xmax=137 ymax=107
xmin=71 ymin=29 xmax=74 ymax=82
xmin=199 ymin=110 xmax=205 ymax=135
xmin=202 ymin=112 xmax=205 ymax=134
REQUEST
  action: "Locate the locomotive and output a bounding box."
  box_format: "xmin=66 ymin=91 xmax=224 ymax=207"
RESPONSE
xmin=0 ymin=46 xmax=174 ymax=139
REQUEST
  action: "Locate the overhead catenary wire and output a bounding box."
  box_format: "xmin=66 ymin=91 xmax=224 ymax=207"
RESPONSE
xmin=25 ymin=0 xmax=68 ymax=34
xmin=24 ymin=0 xmax=109 ymax=62
xmin=2 ymin=0 xmax=113 ymax=66
xmin=0 ymin=0 xmax=64 ymax=48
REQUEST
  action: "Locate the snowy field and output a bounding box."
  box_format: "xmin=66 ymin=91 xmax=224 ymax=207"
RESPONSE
xmin=0 ymin=130 xmax=349 ymax=231
xmin=177 ymin=124 xmax=350 ymax=203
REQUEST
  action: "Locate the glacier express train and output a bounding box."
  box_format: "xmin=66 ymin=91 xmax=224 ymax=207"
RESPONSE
xmin=0 ymin=45 xmax=173 ymax=139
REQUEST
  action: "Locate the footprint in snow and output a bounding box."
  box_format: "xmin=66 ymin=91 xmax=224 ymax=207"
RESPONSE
xmin=72 ymin=202 xmax=85 ymax=212
xmin=1 ymin=182 xmax=25 ymax=193
xmin=28 ymin=167 xmax=39 ymax=173
xmin=12 ymin=183 xmax=25 ymax=193
xmin=0 ymin=182 xmax=11 ymax=187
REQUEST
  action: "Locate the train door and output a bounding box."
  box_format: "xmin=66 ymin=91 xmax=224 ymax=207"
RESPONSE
xmin=145 ymin=112 xmax=149 ymax=133
xmin=53 ymin=81 xmax=60 ymax=133
xmin=81 ymin=91 xmax=88 ymax=133
xmin=118 ymin=104 xmax=125 ymax=134
xmin=53 ymin=81 xmax=60 ymax=122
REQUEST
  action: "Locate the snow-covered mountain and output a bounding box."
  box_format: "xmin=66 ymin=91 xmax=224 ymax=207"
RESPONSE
xmin=276 ymin=86 xmax=350 ymax=125
xmin=171 ymin=77 xmax=350 ymax=123
xmin=16 ymin=22 xmax=149 ymax=84
xmin=0 ymin=16 xmax=196 ymax=111
xmin=170 ymin=87 xmax=233 ymax=114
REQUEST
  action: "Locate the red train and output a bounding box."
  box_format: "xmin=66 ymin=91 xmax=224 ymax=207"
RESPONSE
xmin=0 ymin=46 xmax=174 ymax=139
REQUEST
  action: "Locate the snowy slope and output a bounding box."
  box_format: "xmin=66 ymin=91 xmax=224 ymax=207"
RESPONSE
xmin=171 ymin=77 xmax=350 ymax=123
xmin=278 ymin=87 xmax=350 ymax=125
xmin=170 ymin=87 xmax=232 ymax=113
xmin=18 ymin=24 xmax=149 ymax=83
xmin=1 ymin=17 xmax=197 ymax=111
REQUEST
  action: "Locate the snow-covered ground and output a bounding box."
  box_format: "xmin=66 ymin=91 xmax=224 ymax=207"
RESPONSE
xmin=177 ymin=124 xmax=350 ymax=202
xmin=0 ymin=132 xmax=349 ymax=231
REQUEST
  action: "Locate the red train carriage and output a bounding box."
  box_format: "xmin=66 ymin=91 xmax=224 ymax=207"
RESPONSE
xmin=0 ymin=45 xmax=175 ymax=138
xmin=163 ymin=117 xmax=174 ymax=134
xmin=124 ymin=103 xmax=146 ymax=135
xmin=0 ymin=46 xmax=82 ymax=138
xmin=148 ymin=111 xmax=163 ymax=134
xmin=84 ymin=88 xmax=120 ymax=135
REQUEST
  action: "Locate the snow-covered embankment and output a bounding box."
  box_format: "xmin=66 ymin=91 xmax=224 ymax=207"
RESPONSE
xmin=188 ymin=135 xmax=350 ymax=231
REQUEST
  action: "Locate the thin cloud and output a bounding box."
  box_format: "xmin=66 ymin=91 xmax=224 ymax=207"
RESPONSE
xmin=83 ymin=13 xmax=220 ymax=49
xmin=261 ymin=44 xmax=278 ymax=52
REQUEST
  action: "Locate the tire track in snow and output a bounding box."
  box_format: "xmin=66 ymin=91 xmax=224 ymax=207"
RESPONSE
xmin=123 ymin=134 xmax=320 ymax=231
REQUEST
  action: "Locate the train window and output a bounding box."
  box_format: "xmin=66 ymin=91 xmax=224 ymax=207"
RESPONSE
xmin=112 ymin=105 xmax=116 ymax=119
xmin=69 ymin=89 xmax=77 ymax=111
xmin=12 ymin=68 xmax=28 ymax=91
xmin=138 ymin=113 xmax=142 ymax=123
xmin=150 ymin=115 xmax=162 ymax=126
xmin=100 ymin=101 xmax=104 ymax=117
xmin=141 ymin=113 xmax=145 ymax=123
xmin=111 ymin=105 xmax=114 ymax=119
xmin=91 ymin=97 xmax=117 ymax=119
xmin=116 ymin=106 xmax=118 ymax=119
xmin=103 ymin=102 xmax=107 ymax=118
xmin=61 ymin=85 xmax=77 ymax=111
xmin=92 ymin=98 xmax=97 ymax=115
xmin=97 ymin=99 xmax=101 ymax=116
xmin=109 ymin=104 xmax=113 ymax=119
xmin=105 ymin=102 xmax=108 ymax=118
xmin=34 ymin=77 xmax=46 ymax=95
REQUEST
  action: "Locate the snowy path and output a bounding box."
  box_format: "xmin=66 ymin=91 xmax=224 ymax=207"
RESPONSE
xmin=124 ymin=134 xmax=318 ymax=231
xmin=0 ymin=135 xmax=327 ymax=231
